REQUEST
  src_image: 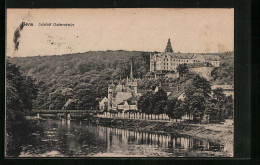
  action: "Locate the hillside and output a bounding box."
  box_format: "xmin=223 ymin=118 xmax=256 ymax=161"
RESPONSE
xmin=8 ymin=50 xmax=151 ymax=110
xmin=210 ymin=51 xmax=234 ymax=85
xmin=7 ymin=50 xmax=234 ymax=110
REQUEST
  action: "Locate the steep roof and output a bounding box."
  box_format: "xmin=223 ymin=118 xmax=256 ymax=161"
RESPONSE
xmin=168 ymin=91 xmax=185 ymax=100
xmin=170 ymin=53 xmax=196 ymax=59
xmin=203 ymin=55 xmax=221 ymax=61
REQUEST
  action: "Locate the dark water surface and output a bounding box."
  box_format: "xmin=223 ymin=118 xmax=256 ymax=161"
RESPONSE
xmin=20 ymin=119 xmax=227 ymax=157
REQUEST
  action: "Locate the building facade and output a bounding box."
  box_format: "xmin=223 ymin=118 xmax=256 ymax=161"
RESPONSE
xmin=106 ymin=62 xmax=141 ymax=111
xmin=99 ymin=97 xmax=108 ymax=111
xmin=150 ymin=39 xmax=221 ymax=75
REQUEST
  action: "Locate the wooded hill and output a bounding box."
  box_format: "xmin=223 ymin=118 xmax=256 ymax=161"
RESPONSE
xmin=7 ymin=50 xmax=234 ymax=110
xmin=8 ymin=51 xmax=151 ymax=110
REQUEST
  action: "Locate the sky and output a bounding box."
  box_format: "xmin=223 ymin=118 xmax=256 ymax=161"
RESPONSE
xmin=7 ymin=8 xmax=234 ymax=57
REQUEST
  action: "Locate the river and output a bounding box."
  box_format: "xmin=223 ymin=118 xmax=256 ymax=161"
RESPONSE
xmin=19 ymin=119 xmax=227 ymax=157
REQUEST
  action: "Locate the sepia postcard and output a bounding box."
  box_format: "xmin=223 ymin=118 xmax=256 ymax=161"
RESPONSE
xmin=6 ymin=8 xmax=234 ymax=157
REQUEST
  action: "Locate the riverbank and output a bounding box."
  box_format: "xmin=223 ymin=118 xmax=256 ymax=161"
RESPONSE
xmin=94 ymin=117 xmax=233 ymax=157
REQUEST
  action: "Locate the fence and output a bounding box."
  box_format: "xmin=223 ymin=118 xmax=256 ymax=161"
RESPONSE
xmin=97 ymin=112 xmax=171 ymax=121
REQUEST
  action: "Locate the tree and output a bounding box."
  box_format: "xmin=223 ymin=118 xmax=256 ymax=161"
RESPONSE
xmin=165 ymin=99 xmax=178 ymax=120
xmin=138 ymin=89 xmax=168 ymax=120
xmin=205 ymin=98 xmax=223 ymax=123
xmin=137 ymin=91 xmax=153 ymax=119
xmin=223 ymin=96 xmax=234 ymax=119
xmin=182 ymin=75 xmax=212 ymax=122
xmin=154 ymin=88 xmax=168 ymax=101
xmin=154 ymin=100 xmax=167 ymax=120
xmin=212 ymin=88 xmax=225 ymax=102
xmin=185 ymin=75 xmax=212 ymax=98
xmin=176 ymin=63 xmax=189 ymax=77
xmin=188 ymin=92 xmax=206 ymax=122
xmin=6 ymin=61 xmax=38 ymax=156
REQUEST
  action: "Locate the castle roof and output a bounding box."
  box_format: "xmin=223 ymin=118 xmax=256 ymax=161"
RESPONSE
xmin=153 ymin=52 xmax=221 ymax=61
xmin=202 ymin=55 xmax=221 ymax=61
xmin=157 ymin=52 xmax=195 ymax=59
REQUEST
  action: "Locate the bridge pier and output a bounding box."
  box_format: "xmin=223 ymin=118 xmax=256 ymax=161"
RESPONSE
xmin=66 ymin=113 xmax=71 ymax=120
xmin=36 ymin=113 xmax=40 ymax=118
xmin=57 ymin=114 xmax=62 ymax=120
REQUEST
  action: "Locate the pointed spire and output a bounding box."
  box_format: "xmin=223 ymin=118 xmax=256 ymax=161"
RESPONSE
xmin=130 ymin=61 xmax=133 ymax=79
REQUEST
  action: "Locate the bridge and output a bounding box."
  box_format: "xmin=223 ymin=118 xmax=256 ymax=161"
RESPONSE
xmin=31 ymin=109 xmax=98 ymax=114
xmin=30 ymin=109 xmax=99 ymax=120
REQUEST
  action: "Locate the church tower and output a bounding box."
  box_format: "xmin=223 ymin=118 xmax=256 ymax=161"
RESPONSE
xmin=165 ymin=38 xmax=173 ymax=53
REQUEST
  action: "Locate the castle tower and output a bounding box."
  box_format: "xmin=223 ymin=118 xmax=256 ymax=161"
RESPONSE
xmin=165 ymin=38 xmax=173 ymax=53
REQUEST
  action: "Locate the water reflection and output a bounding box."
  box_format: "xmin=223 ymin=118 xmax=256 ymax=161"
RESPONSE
xmin=20 ymin=119 xmax=225 ymax=157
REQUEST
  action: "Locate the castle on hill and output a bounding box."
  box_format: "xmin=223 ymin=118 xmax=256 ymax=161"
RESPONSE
xmin=150 ymin=39 xmax=222 ymax=80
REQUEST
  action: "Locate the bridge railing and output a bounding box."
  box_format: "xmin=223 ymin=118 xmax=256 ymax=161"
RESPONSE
xmin=31 ymin=110 xmax=98 ymax=113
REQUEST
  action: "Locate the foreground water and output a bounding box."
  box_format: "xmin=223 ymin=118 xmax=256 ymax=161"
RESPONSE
xmin=20 ymin=119 xmax=227 ymax=157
